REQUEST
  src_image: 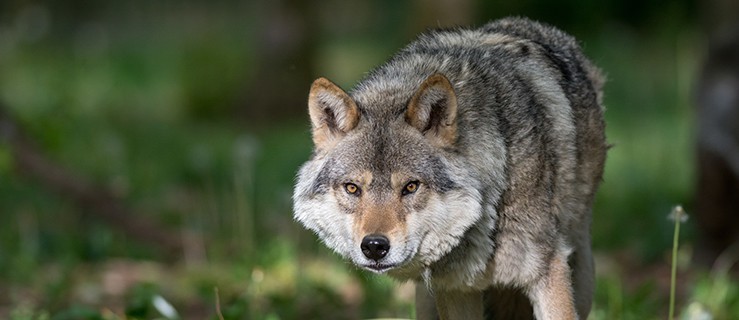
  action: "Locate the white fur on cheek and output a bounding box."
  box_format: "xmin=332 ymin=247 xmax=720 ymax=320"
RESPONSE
xmin=294 ymin=195 xmax=354 ymax=257
xmin=408 ymin=189 xmax=483 ymax=266
xmin=293 ymin=162 xmax=355 ymax=258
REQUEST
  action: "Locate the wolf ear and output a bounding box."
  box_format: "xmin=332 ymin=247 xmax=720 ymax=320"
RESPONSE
xmin=308 ymin=77 xmax=360 ymax=150
xmin=405 ymin=73 xmax=458 ymax=147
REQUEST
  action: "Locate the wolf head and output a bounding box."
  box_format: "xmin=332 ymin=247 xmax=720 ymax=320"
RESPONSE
xmin=293 ymin=74 xmax=484 ymax=278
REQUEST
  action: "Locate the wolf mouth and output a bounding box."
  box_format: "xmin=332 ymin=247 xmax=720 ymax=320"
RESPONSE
xmin=362 ymin=262 xmax=396 ymax=273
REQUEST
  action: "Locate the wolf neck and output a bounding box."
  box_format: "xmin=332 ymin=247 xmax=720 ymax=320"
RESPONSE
xmin=425 ymin=199 xmax=498 ymax=291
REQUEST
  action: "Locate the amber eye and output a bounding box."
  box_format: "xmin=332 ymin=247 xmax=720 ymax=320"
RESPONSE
xmin=402 ymin=181 xmax=420 ymax=195
xmin=345 ymin=183 xmax=360 ymax=195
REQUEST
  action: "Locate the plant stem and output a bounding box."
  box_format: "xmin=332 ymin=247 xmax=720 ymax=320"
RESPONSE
xmin=215 ymin=287 xmax=225 ymax=320
xmin=668 ymin=206 xmax=683 ymax=320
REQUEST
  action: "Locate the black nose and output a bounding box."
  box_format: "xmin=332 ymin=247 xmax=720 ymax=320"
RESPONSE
xmin=361 ymin=234 xmax=390 ymax=261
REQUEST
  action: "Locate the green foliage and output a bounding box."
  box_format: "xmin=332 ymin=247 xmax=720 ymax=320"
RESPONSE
xmin=591 ymin=274 xmax=662 ymax=320
xmin=51 ymin=306 xmax=105 ymax=320
xmin=9 ymin=306 xmax=49 ymax=320
xmin=687 ymin=272 xmax=739 ymax=320
xmin=589 ymin=28 xmax=698 ymax=260
xmin=124 ymin=283 xmax=159 ymax=318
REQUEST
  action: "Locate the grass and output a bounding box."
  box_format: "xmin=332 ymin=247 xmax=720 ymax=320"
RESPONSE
xmin=1 ymin=6 xmax=737 ymax=320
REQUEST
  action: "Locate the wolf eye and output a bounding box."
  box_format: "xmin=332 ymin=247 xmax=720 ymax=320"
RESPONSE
xmin=345 ymin=183 xmax=360 ymax=195
xmin=402 ymin=181 xmax=420 ymax=195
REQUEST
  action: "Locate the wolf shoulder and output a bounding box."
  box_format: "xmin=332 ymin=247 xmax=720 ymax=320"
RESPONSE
xmin=402 ymin=17 xmax=604 ymax=97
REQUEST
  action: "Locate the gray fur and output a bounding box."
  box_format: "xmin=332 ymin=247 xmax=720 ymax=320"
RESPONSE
xmin=293 ymin=17 xmax=606 ymax=319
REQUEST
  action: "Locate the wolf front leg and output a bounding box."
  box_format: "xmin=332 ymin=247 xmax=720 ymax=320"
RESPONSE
xmin=528 ymin=250 xmax=578 ymax=320
xmin=415 ymin=284 xmax=438 ymax=320
xmin=433 ymin=289 xmax=484 ymax=320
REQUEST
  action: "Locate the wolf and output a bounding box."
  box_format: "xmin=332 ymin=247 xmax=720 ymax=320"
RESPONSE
xmin=293 ymin=17 xmax=607 ymax=320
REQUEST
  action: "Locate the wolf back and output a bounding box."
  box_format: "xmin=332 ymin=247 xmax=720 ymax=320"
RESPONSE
xmin=293 ymin=17 xmax=606 ymax=319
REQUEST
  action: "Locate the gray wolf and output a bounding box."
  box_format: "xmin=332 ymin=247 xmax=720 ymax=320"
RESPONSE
xmin=293 ymin=17 xmax=607 ymax=319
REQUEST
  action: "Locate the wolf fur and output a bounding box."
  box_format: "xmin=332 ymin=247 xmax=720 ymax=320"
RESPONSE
xmin=293 ymin=17 xmax=607 ymax=320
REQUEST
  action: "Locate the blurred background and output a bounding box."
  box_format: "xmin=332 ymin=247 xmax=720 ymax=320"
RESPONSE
xmin=1 ymin=0 xmax=738 ymax=319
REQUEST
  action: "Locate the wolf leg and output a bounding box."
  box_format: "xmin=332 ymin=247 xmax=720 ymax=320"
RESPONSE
xmin=528 ymin=250 xmax=578 ymax=320
xmin=434 ymin=289 xmax=483 ymax=320
xmin=571 ymin=227 xmax=594 ymax=318
xmin=415 ymin=284 xmax=438 ymax=320
xmin=483 ymin=286 xmax=534 ymax=319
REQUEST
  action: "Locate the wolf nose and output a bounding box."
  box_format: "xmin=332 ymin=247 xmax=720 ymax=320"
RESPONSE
xmin=361 ymin=234 xmax=390 ymax=261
